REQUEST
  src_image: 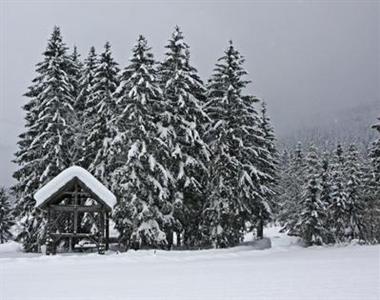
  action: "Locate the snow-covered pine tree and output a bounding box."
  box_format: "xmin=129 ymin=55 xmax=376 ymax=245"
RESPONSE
xmin=202 ymin=41 xmax=269 ymax=248
xmin=294 ymin=145 xmax=325 ymax=246
xmin=0 ymin=187 xmax=15 ymax=244
xmin=13 ymin=26 xmax=75 ymax=251
xmin=370 ymin=117 xmax=380 ymax=181
xmin=279 ymin=142 xmax=306 ymax=235
xmin=76 ymin=46 xmax=99 ymax=168
xmin=85 ymin=42 xmax=120 ymax=186
xmin=68 ymin=46 xmax=83 ymax=104
xmin=68 ymin=46 xmax=85 ymax=164
xmin=256 ymin=101 xmax=278 ymax=238
xmin=112 ymin=36 xmax=171 ymax=249
xmin=366 ymin=117 xmax=380 ymax=241
xmin=319 ymin=152 xmax=334 ymax=243
xmin=328 ymin=143 xmax=348 ymax=242
xmin=158 ymin=26 xmax=210 ymax=248
xmin=344 ymin=144 xmax=366 ymax=241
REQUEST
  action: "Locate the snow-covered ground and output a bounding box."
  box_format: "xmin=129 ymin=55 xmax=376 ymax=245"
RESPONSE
xmin=1 ymin=227 xmax=379 ymax=300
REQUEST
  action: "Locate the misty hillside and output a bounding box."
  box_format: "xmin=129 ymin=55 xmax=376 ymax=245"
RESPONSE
xmin=279 ymin=100 xmax=380 ymax=151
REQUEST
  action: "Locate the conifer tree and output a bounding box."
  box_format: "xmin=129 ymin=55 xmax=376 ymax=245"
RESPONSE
xmin=0 ymin=188 xmax=15 ymax=244
xmin=13 ymin=26 xmax=74 ymax=251
xmin=279 ymin=142 xmax=306 ymax=235
xmin=112 ymin=36 xmax=171 ymax=249
xmin=344 ymin=144 xmax=366 ymax=240
xmin=294 ymin=145 xmax=325 ymax=246
xmin=85 ymin=42 xmax=120 ymax=185
xmin=202 ymin=41 xmax=269 ymax=247
xmin=329 ymin=144 xmax=348 ymax=242
xmin=256 ymin=101 xmax=278 ymax=238
xmin=366 ymin=117 xmax=380 ymax=241
xmin=76 ymin=46 xmax=98 ymax=168
xmin=158 ymin=26 xmax=210 ymax=247
xmin=69 ymin=46 xmax=83 ymax=105
xmin=68 ymin=46 xmax=85 ymax=164
xmin=319 ymin=152 xmax=334 ymax=242
xmin=370 ymin=117 xmax=380 ymax=181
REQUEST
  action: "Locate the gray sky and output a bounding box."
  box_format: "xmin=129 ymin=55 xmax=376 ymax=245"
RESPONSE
xmin=0 ymin=0 xmax=379 ymax=187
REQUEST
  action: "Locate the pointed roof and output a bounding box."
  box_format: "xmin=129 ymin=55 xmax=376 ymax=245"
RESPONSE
xmin=34 ymin=166 xmax=116 ymax=208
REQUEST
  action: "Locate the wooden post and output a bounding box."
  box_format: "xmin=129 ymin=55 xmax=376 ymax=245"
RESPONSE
xmin=105 ymin=212 xmax=110 ymax=250
xmin=257 ymin=218 xmax=264 ymax=239
xmin=98 ymin=211 xmax=105 ymax=254
xmin=73 ymin=183 xmax=78 ymax=234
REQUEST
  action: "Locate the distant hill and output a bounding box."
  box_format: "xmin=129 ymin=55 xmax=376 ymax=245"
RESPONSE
xmin=279 ymin=100 xmax=380 ymax=152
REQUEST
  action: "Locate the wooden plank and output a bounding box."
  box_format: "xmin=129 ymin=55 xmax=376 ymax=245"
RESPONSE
xmin=49 ymin=204 xmax=104 ymax=212
xmin=62 ymin=192 xmax=92 ymax=197
xmin=50 ymin=233 xmax=95 ymax=238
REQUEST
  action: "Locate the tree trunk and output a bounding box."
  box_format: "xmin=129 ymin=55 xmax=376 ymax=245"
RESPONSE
xmin=257 ymin=218 xmax=264 ymax=239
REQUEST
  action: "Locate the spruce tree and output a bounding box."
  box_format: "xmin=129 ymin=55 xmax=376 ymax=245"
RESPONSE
xmin=344 ymin=144 xmax=366 ymax=240
xmin=0 ymin=188 xmax=15 ymax=244
xmin=294 ymin=145 xmax=325 ymax=246
xmin=366 ymin=117 xmax=380 ymax=241
xmin=279 ymin=142 xmax=306 ymax=235
xmin=202 ymin=41 xmax=270 ymax=248
xmin=158 ymin=26 xmax=210 ymax=248
xmin=112 ymin=36 xmax=171 ymax=249
xmin=13 ymin=26 xmax=75 ymax=251
xmin=68 ymin=46 xmax=83 ymax=105
xmin=319 ymin=152 xmax=334 ymax=242
xmin=68 ymin=46 xmax=85 ymax=164
xmin=76 ymin=46 xmax=99 ymax=168
xmin=256 ymin=101 xmax=278 ymax=238
xmin=370 ymin=117 xmax=380 ymax=181
xmin=85 ymin=42 xmax=120 ymax=185
xmin=329 ymin=143 xmax=348 ymax=242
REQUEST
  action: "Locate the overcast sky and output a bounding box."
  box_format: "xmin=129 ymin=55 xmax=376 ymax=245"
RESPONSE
xmin=0 ymin=0 xmax=379 ymax=186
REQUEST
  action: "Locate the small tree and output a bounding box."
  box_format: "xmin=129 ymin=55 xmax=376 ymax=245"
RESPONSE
xmin=0 ymin=188 xmax=15 ymax=243
xmin=319 ymin=152 xmax=334 ymax=242
xmin=328 ymin=144 xmax=348 ymax=242
xmin=294 ymin=146 xmax=326 ymax=246
xmin=365 ymin=117 xmax=380 ymax=241
xmin=344 ymin=144 xmax=366 ymax=241
xmin=279 ymin=142 xmax=306 ymax=235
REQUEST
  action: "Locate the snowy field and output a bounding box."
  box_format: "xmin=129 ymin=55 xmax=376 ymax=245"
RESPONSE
xmin=1 ymin=227 xmax=379 ymax=300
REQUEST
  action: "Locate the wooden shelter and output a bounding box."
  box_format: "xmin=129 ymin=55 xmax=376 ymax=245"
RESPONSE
xmin=34 ymin=166 xmax=116 ymax=255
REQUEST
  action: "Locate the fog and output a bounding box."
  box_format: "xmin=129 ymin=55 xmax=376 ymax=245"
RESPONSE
xmin=0 ymin=1 xmax=379 ymax=186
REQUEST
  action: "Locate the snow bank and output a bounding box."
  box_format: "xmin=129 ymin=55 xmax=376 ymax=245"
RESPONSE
xmin=34 ymin=166 xmax=116 ymax=208
xmin=0 ymin=241 xmax=22 ymax=254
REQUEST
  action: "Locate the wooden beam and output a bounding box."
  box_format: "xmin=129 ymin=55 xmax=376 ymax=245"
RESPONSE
xmin=50 ymin=233 xmax=95 ymax=238
xmin=49 ymin=204 xmax=104 ymax=212
xmin=62 ymin=192 xmax=92 ymax=197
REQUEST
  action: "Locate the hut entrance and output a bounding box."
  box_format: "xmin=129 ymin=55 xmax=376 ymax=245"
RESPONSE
xmin=34 ymin=166 xmax=117 ymax=255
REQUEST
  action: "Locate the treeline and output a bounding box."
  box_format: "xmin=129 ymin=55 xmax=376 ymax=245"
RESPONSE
xmin=9 ymin=26 xmax=277 ymax=251
xmin=277 ymin=136 xmax=380 ymax=245
xmin=4 ymin=26 xmax=379 ymax=251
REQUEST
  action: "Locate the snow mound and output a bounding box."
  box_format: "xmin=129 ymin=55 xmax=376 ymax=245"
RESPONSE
xmin=0 ymin=241 xmax=22 ymax=254
xmin=34 ymin=166 xmax=116 ymax=208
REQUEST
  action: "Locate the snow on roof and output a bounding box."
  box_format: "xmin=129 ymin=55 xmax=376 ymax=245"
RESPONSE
xmin=34 ymin=166 xmax=116 ymax=208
